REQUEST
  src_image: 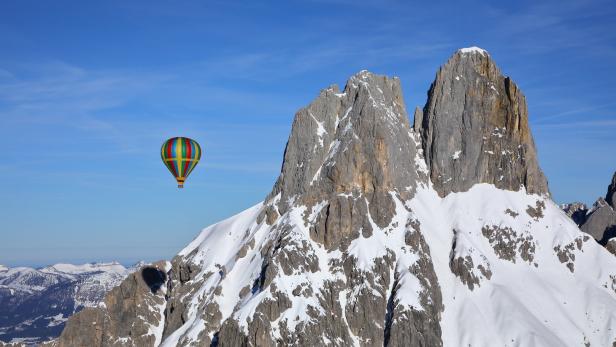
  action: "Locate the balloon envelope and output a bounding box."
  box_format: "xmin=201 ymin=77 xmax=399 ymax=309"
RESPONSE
xmin=161 ymin=137 xmax=202 ymax=188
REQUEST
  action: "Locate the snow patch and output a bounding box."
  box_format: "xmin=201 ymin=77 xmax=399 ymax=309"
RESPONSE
xmin=458 ymin=46 xmax=488 ymax=56
xmin=309 ymin=111 xmax=327 ymax=147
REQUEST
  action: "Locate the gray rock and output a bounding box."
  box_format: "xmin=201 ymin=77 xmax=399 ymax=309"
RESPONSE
xmin=561 ymin=172 xmax=616 ymax=256
xmin=448 ymin=229 xmax=492 ymax=291
xmin=412 ymin=106 xmax=423 ymax=133
xmin=580 ymin=198 xmax=616 ymax=246
xmin=387 ymin=226 xmax=443 ymax=347
xmin=481 ymin=225 xmax=535 ymax=264
xmin=561 ymin=202 xmax=588 ymax=226
xmin=266 ymin=70 xmax=426 ymax=234
xmin=416 ymin=47 xmax=549 ymax=197
xmin=212 ymin=71 xmax=442 ymax=346
xmin=607 ymin=172 xmax=616 ymax=209
xmin=53 ymin=262 xmax=169 ymax=347
xmin=606 ymin=239 xmax=616 ymax=256
xmin=553 ymin=237 xmax=587 ymax=273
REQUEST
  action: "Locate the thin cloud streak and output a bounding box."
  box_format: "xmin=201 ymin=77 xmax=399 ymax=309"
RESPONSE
xmin=534 ymin=119 xmax=616 ymax=128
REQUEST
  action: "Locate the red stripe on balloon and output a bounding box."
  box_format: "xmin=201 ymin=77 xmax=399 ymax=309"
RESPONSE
xmin=167 ymin=138 xmax=173 ymax=159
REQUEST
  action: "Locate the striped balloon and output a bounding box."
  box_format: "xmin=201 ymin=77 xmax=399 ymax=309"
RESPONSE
xmin=161 ymin=137 xmax=202 ymax=188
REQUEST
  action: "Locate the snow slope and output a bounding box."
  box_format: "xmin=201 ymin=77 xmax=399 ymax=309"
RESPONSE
xmin=410 ymin=184 xmax=616 ymax=347
xmin=159 ymin=183 xmax=616 ymax=346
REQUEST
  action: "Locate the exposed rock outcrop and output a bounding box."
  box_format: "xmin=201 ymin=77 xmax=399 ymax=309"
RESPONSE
xmin=561 ymin=202 xmax=588 ymax=226
xmin=159 ymin=71 xmax=443 ymax=347
xmin=581 ymin=198 xmax=616 ymax=245
xmin=53 ymin=261 xmax=170 ymax=347
xmin=265 ymin=70 xmax=427 ymax=237
xmin=608 ymin=172 xmax=616 ymax=209
xmin=416 ymin=47 xmax=549 ymax=197
xmin=562 ymin=172 xmax=616 ymax=256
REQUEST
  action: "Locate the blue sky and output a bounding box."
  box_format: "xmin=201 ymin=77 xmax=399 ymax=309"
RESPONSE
xmin=1 ymin=0 xmax=614 ymax=267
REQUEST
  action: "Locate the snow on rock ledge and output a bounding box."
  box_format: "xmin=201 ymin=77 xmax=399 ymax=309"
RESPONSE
xmin=458 ymin=46 xmax=488 ymax=55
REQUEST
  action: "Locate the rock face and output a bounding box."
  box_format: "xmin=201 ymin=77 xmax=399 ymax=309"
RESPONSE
xmin=607 ymin=172 xmax=616 ymax=209
xmin=580 ymin=199 xmax=616 ymax=245
xmin=266 ymin=70 xmax=427 ymax=247
xmin=52 ymin=49 xmax=616 ymax=347
xmin=561 ymin=202 xmax=588 ymax=226
xmin=52 ymin=261 xmax=170 ymax=347
xmin=416 ymin=47 xmax=549 ymax=197
xmin=160 ymin=71 xmax=442 ymax=347
xmin=562 ymin=172 xmax=616 ymax=256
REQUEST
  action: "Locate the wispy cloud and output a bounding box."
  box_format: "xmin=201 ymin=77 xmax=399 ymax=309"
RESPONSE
xmin=533 ymin=102 xmax=616 ymax=123
xmin=534 ymin=119 xmax=616 ymax=128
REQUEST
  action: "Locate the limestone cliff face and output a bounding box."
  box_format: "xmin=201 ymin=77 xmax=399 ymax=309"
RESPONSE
xmin=607 ymin=172 xmax=616 ymax=209
xmin=160 ymin=71 xmax=443 ymax=347
xmin=416 ymin=47 xmax=549 ymax=197
xmin=265 ymin=70 xmax=428 ymax=248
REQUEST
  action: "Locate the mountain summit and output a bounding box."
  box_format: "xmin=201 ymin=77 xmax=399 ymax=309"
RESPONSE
xmin=264 ymin=70 xmax=427 ymax=247
xmin=50 ymin=50 xmax=616 ymax=347
xmin=416 ymin=47 xmax=548 ymax=197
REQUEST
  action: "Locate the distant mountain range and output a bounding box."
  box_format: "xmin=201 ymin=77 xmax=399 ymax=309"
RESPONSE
xmin=0 ymin=262 xmax=141 ymax=345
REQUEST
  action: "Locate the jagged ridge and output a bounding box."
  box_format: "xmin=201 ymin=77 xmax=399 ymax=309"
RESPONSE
xmin=51 ymin=49 xmax=616 ymax=347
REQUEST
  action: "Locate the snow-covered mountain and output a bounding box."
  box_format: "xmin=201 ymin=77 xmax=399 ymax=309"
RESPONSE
xmin=0 ymin=262 xmax=139 ymax=345
xmin=51 ymin=48 xmax=616 ymax=347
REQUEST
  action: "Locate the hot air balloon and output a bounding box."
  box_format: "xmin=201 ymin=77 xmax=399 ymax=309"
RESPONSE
xmin=161 ymin=137 xmax=202 ymax=188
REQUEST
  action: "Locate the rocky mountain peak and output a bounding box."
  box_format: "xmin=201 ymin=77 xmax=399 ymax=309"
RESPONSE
xmin=416 ymin=48 xmax=549 ymax=197
xmin=264 ymin=70 xmax=426 ymax=238
xmin=48 ymin=54 xmax=616 ymax=347
xmin=607 ymin=171 xmax=616 ymax=209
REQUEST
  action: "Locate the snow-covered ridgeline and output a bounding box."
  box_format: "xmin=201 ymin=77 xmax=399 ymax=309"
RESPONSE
xmin=160 ymin=183 xmax=616 ymax=346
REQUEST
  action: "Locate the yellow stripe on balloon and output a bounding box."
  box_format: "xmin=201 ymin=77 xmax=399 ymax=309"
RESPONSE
xmin=175 ymin=137 xmax=183 ymax=177
xmin=193 ymin=142 xmax=201 ymax=174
